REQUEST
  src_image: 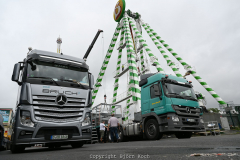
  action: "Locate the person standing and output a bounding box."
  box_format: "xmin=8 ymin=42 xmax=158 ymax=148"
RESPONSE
xmin=122 ymin=64 xmax=124 ymax=71
xmin=108 ymin=114 xmax=120 ymax=143
xmin=100 ymin=121 xmax=107 ymax=143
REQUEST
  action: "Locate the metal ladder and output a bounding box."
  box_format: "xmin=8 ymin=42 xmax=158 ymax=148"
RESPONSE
xmin=91 ymin=119 xmax=98 ymax=144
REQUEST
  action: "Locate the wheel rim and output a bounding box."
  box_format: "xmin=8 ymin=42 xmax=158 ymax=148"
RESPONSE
xmin=109 ymin=134 xmax=111 ymax=141
xmin=118 ymin=130 xmax=121 ymax=140
xmin=147 ymin=123 xmax=156 ymax=136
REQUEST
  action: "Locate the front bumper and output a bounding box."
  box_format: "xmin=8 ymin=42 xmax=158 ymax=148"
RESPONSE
xmin=14 ymin=121 xmax=92 ymax=145
xmin=12 ymin=105 xmax=92 ymax=146
xmin=159 ymin=113 xmax=205 ymax=133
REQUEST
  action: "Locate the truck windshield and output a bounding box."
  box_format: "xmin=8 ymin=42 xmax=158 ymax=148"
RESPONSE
xmin=27 ymin=61 xmax=89 ymax=87
xmin=165 ymin=83 xmax=197 ymax=100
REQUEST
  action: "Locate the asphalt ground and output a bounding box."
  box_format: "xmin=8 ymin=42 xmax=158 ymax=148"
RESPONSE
xmin=1 ymin=134 xmax=240 ymax=160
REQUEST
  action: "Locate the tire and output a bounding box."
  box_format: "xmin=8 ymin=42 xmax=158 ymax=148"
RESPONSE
xmin=175 ymin=132 xmax=192 ymax=139
xmin=144 ymin=119 xmax=160 ymax=140
xmin=71 ymin=142 xmax=84 ymax=148
xmin=54 ymin=144 xmax=61 ymax=148
xmin=10 ymin=145 xmax=25 ymax=153
xmin=6 ymin=142 xmax=11 ymax=150
xmin=0 ymin=146 xmax=5 ymax=151
xmin=108 ymin=129 xmax=116 ymax=142
xmin=48 ymin=145 xmax=54 ymax=149
xmin=118 ymin=128 xmax=127 ymax=142
xmin=157 ymin=133 xmax=163 ymax=140
xmin=108 ymin=133 xmax=112 ymax=142
xmin=108 ymin=128 xmax=121 ymax=142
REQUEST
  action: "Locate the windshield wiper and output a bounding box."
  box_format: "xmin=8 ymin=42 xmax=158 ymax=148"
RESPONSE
xmin=183 ymin=96 xmax=197 ymax=100
xmin=168 ymin=93 xmax=180 ymax=95
xmin=61 ymin=79 xmax=85 ymax=88
xmin=28 ymin=77 xmax=59 ymax=86
xmin=168 ymin=93 xmax=184 ymax=98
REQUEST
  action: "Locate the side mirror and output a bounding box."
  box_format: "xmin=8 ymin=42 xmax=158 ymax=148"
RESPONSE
xmin=12 ymin=63 xmax=21 ymax=82
xmin=91 ymin=74 xmax=94 ymax=89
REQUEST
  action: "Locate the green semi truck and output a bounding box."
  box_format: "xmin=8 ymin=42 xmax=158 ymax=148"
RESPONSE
xmin=119 ymin=73 xmax=205 ymax=141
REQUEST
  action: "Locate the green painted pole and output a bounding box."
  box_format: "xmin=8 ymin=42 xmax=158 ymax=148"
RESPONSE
xmin=128 ymin=18 xmax=165 ymax=74
xmin=122 ymin=14 xmax=141 ymax=120
xmin=142 ymin=22 xmax=226 ymax=106
xmin=111 ymin=28 xmax=125 ymax=112
xmin=92 ymin=23 xmax=121 ymax=104
xmin=140 ymin=49 xmax=145 ymax=72
xmin=142 ymin=24 xmax=183 ymax=77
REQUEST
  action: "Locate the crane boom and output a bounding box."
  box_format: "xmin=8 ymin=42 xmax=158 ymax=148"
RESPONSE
xmin=83 ymin=29 xmax=103 ymax=61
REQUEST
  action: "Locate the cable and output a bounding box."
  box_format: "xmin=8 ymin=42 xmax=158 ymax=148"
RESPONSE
xmin=101 ymin=32 xmax=106 ymax=95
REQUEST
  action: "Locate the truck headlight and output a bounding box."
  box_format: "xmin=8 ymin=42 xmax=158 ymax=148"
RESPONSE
xmin=200 ymin=119 xmax=204 ymax=123
xmin=82 ymin=112 xmax=91 ymax=126
xmin=172 ymin=116 xmax=179 ymax=122
xmin=20 ymin=111 xmax=34 ymax=127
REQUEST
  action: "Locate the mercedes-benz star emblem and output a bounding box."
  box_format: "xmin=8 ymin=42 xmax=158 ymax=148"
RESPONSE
xmin=56 ymin=95 xmax=67 ymax=105
xmin=186 ymin=107 xmax=191 ymax=113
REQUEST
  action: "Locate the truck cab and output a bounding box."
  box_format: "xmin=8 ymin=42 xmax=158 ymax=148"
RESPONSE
xmin=0 ymin=114 xmax=4 ymax=150
xmin=140 ymin=73 xmax=205 ymax=140
xmin=10 ymin=49 xmax=94 ymax=153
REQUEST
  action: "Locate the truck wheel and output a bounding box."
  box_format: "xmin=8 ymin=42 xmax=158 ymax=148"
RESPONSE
xmin=118 ymin=128 xmax=127 ymax=142
xmin=48 ymin=145 xmax=54 ymax=149
xmin=54 ymin=144 xmax=61 ymax=148
xmin=145 ymin=119 xmax=160 ymax=140
xmin=175 ymin=132 xmax=192 ymax=139
xmin=157 ymin=133 xmax=163 ymax=140
xmin=108 ymin=133 xmax=112 ymax=142
xmin=71 ymin=142 xmax=84 ymax=148
xmin=6 ymin=142 xmax=11 ymax=150
xmin=10 ymin=145 xmax=25 ymax=153
xmin=0 ymin=146 xmax=5 ymax=151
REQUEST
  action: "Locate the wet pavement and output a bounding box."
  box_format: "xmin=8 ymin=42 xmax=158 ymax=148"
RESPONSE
xmin=0 ymin=134 xmax=240 ymax=160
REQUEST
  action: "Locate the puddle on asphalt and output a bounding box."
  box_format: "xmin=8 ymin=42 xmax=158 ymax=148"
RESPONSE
xmin=191 ymin=147 xmax=240 ymax=151
xmin=187 ymin=147 xmax=240 ymax=157
xmin=188 ymin=153 xmax=240 ymax=157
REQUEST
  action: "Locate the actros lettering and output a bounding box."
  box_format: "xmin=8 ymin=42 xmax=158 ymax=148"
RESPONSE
xmin=42 ymin=89 xmax=78 ymax=95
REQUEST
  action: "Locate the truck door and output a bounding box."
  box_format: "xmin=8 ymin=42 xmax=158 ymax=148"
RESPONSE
xmin=149 ymin=83 xmax=165 ymax=115
xmin=141 ymin=86 xmax=150 ymax=115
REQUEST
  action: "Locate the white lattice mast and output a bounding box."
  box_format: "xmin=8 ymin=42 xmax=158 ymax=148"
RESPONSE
xmin=56 ymin=36 xmax=62 ymax=53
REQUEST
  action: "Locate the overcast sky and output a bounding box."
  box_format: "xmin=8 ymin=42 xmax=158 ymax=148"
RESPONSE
xmin=0 ymin=0 xmax=240 ymax=111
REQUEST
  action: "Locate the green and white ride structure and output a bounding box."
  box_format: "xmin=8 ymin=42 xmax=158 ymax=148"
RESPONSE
xmin=91 ymin=0 xmax=226 ymax=141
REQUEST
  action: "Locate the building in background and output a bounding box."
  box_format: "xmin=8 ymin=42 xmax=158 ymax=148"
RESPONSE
xmin=0 ymin=108 xmax=14 ymax=138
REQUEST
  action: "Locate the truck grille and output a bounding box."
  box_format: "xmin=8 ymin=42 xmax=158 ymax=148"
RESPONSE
xmin=33 ymin=95 xmax=86 ymax=123
xmin=33 ymin=95 xmax=85 ymax=106
xmin=35 ymin=116 xmax=80 ymax=123
xmin=172 ymin=105 xmax=201 ymax=117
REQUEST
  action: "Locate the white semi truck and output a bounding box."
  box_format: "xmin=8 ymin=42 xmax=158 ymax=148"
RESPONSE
xmin=9 ymin=30 xmax=103 ymax=153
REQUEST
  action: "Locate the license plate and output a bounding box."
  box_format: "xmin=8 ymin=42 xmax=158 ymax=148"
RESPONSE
xmin=187 ymin=119 xmax=195 ymax=122
xmin=51 ymin=135 xmax=68 ymax=140
xmin=34 ymin=144 xmax=42 ymax=147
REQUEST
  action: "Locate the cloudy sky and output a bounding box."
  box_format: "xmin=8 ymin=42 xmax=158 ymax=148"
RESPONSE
xmin=0 ymin=0 xmax=240 ymax=111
